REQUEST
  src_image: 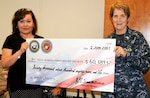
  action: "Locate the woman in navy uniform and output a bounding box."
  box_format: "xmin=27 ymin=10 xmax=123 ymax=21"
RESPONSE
xmin=101 ymin=1 xmax=150 ymax=98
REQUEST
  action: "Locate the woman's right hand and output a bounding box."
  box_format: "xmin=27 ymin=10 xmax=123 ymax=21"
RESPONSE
xmin=114 ymin=46 xmax=127 ymax=57
xmin=20 ymin=42 xmax=28 ymax=53
xmin=1 ymin=42 xmax=28 ymax=68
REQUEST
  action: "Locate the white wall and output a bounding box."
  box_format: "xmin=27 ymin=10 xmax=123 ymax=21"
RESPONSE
xmin=0 ymin=0 xmax=104 ymax=54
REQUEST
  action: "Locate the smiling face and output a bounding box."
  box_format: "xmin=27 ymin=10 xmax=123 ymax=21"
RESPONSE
xmin=17 ymin=14 xmax=34 ymax=35
xmin=112 ymin=8 xmax=129 ymax=34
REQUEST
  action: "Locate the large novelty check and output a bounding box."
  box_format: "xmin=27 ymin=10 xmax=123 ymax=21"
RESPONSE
xmin=26 ymin=39 xmax=116 ymax=92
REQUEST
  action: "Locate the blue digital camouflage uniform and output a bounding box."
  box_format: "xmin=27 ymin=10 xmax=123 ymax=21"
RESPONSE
xmin=101 ymin=27 xmax=150 ymax=98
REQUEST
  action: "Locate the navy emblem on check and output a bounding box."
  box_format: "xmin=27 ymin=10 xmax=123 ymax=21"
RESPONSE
xmin=41 ymin=40 xmax=52 ymax=53
xmin=29 ymin=40 xmax=39 ymax=52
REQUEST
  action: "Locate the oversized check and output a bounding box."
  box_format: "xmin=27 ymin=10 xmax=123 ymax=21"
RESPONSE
xmin=26 ymin=39 xmax=116 ymax=92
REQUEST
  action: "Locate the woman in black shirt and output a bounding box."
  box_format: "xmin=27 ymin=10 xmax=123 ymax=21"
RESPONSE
xmin=1 ymin=8 xmax=43 ymax=98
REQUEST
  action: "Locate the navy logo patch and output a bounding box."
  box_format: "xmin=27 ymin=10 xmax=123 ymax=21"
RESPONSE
xmin=29 ymin=40 xmax=39 ymax=53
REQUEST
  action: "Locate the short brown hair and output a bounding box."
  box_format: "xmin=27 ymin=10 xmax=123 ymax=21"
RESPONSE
xmin=110 ymin=1 xmax=130 ymax=18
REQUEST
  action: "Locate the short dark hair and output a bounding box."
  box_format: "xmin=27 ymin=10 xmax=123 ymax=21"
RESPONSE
xmin=12 ymin=8 xmax=38 ymax=35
